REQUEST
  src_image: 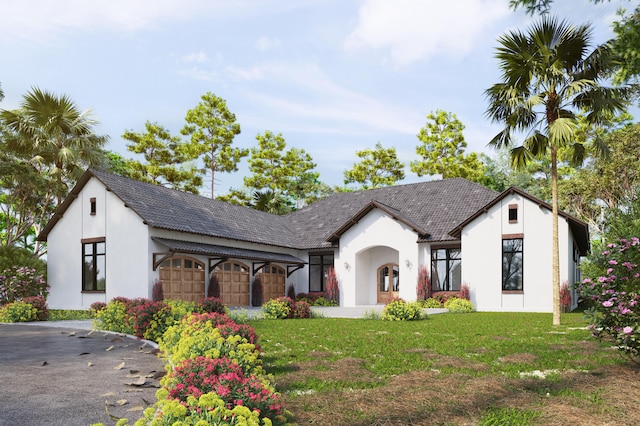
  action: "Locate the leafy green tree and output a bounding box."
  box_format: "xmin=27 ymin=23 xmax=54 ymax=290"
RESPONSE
xmin=485 ymin=17 xmax=632 ymax=325
xmin=123 ymin=121 xmax=202 ymax=194
xmin=344 ymin=142 xmax=405 ymax=189
xmin=181 ymin=92 xmax=246 ymax=198
xmin=0 ymin=87 xmax=108 ymax=204
xmin=243 ymin=131 xmax=319 ymax=210
xmin=410 ymin=110 xmax=485 ymax=181
xmin=251 ymin=189 xmax=293 ymax=214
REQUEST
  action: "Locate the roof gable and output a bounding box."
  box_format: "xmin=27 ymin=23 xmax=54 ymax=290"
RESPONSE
xmin=449 ymin=186 xmax=590 ymax=254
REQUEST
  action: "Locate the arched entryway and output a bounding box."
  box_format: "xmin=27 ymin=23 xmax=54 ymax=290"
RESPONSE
xmin=259 ymin=264 xmax=286 ymax=302
xmin=377 ymin=263 xmax=399 ymax=303
xmin=159 ymin=256 xmax=206 ymax=303
xmin=215 ymin=261 xmax=250 ymax=306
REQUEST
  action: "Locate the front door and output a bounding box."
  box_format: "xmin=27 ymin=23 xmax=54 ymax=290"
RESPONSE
xmin=377 ymin=263 xmax=399 ymax=304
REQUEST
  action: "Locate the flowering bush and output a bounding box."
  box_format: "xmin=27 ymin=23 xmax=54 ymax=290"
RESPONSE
xmin=292 ymin=301 xmax=311 ymax=318
xmin=199 ymin=296 xmax=227 ymax=315
xmin=160 ymin=313 xmax=262 ymax=375
xmin=432 ymin=292 xmax=455 ymax=304
xmin=0 ymin=300 xmax=38 ymax=322
xmin=22 ymin=295 xmax=48 ymax=321
xmin=382 ymin=298 xmax=424 ymax=321
xmin=163 ymin=356 xmax=284 ymax=420
xmin=130 ymin=300 xmax=171 ymax=341
xmin=460 ymin=282 xmax=470 ymax=301
xmin=444 ymin=297 xmax=475 ymax=313
xmin=0 ymin=266 xmax=48 ymax=305
xmin=131 ymin=389 xmax=275 ymax=426
xmin=295 ymin=293 xmax=337 ymax=306
xmin=151 ymin=279 xmax=164 ymax=302
xmin=94 ymin=300 xmax=134 ymax=334
xmin=419 ymin=298 xmax=444 ymax=308
xmin=262 ymin=298 xmax=291 ymax=319
xmin=89 ymin=301 xmax=106 ymax=317
xmin=416 ymin=264 xmax=431 ymax=301
xmin=578 ymin=237 xmax=640 ymax=363
xmin=326 ymin=267 xmax=339 ymax=305
xmin=560 ymin=281 xmax=572 ymax=312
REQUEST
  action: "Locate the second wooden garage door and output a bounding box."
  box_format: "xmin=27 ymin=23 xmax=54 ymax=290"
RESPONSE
xmin=215 ymin=261 xmax=250 ymax=306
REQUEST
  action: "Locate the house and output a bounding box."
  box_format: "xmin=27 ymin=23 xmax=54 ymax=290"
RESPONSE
xmin=38 ymin=169 xmax=589 ymax=312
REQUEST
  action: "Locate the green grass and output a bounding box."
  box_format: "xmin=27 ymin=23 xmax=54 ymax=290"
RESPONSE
xmin=47 ymin=309 xmax=93 ymax=321
xmin=479 ymin=407 xmax=541 ymax=426
xmin=251 ymin=312 xmax=622 ymax=387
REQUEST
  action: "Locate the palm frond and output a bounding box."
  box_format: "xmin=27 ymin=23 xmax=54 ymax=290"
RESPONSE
xmin=548 ymin=117 xmax=578 ymax=146
xmin=510 ymin=145 xmax=533 ymax=171
xmin=569 ymin=142 xmax=586 ymax=167
xmin=524 ymin=131 xmax=549 ymax=158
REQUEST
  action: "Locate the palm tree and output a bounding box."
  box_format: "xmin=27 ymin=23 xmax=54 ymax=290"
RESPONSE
xmin=1 ymin=87 xmax=108 ymax=203
xmin=485 ymin=17 xmax=631 ymax=325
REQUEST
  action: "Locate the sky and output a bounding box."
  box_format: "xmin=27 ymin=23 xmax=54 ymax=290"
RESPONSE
xmin=0 ymin=0 xmax=632 ymax=196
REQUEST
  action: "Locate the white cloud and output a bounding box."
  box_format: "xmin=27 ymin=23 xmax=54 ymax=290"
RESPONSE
xmin=344 ymin=0 xmax=510 ymax=66
xmin=181 ymin=51 xmax=208 ymax=64
xmin=226 ymin=65 xmax=266 ymax=81
xmin=255 ymin=36 xmax=280 ymax=52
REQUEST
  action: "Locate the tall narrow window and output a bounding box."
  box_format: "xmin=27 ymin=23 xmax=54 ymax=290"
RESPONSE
xmin=431 ymin=248 xmax=461 ymax=291
xmin=502 ymin=238 xmax=523 ymax=291
xmin=508 ymin=204 xmax=518 ymax=222
xmin=309 ymin=253 xmax=334 ymax=292
xmin=90 ymin=198 xmax=97 ymax=215
xmin=82 ymin=239 xmax=106 ymax=291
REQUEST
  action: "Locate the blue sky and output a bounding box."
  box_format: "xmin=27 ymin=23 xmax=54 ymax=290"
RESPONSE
xmin=1 ymin=0 xmax=630 ymax=196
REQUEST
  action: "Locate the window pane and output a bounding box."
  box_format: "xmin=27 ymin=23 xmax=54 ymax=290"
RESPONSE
xmin=431 ymin=259 xmax=447 ymax=291
xmin=380 ymin=266 xmax=389 ymax=292
xmin=96 ymin=255 xmax=106 ymax=291
xmin=309 ymin=265 xmax=322 ymax=292
xmin=502 ymin=239 xmax=523 ymax=290
xmin=184 ymin=259 xmax=193 ymax=268
xmin=309 ymin=255 xmax=321 ymax=266
xmin=392 ymin=265 xmax=399 ymax=292
xmin=172 ymin=258 xmax=181 ymax=268
xmin=450 ymin=258 xmax=461 ymax=291
xmin=96 ymin=242 xmax=105 ymax=254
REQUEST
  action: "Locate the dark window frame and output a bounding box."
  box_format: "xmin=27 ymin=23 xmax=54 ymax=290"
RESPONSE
xmin=502 ymin=235 xmax=523 ymax=291
xmin=82 ymin=237 xmax=106 ymax=292
xmin=90 ymin=197 xmax=97 ymax=215
xmin=308 ymin=252 xmax=334 ymax=292
xmin=431 ymin=247 xmax=462 ymax=292
xmin=508 ymin=204 xmax=518 ymax=223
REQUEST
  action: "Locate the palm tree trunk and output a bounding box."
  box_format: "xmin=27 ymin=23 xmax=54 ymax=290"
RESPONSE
xmin=551 ymin=146 xmax=561 ymax=326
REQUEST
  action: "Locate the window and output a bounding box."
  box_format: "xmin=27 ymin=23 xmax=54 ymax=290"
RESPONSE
xmin=431 ymin=248 xmax=461 ymax=291
xmin=508 ymin=204 xmax=518 ymax=222
xmin=378 ymin=264 xmax=399 ymax=292
xmin=309 ymin=253 xmax=334 ymax=292
xmin=502 ymin=238 xmax=523 ymax=291
xmin=82 ymin=239 xmax=106 ymax=291
xmin=90 ymin=197 xmax=96 ymax=215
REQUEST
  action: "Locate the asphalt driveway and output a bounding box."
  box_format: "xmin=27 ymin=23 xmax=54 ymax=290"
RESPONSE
xmin=0 ymin=323 xmax=166 ymax=426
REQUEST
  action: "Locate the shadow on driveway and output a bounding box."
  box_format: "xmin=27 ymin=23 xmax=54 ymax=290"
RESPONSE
xmin=0 ymin=324 xmax=166 ymax=426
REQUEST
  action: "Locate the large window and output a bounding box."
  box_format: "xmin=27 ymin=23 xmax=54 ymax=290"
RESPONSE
xmin=309 ymin=253 xmax=334 ymax=292
xmin=502 ymin=238 xmax=523 ymax=291
xmin=431 ymin=248 xmax=461 ymax=291
xmin=82 ymin=239 xmax=106 ymax=292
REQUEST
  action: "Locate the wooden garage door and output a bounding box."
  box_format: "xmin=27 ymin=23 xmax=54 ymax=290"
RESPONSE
xmin=215 ymin=261 xmax=250 ymax=306
xmin=260 ymin=265 xmax=286 ymax=303
xmin=159 ymin=256 xmax=205 ymax=303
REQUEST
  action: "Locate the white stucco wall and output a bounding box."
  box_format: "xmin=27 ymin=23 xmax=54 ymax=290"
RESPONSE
xmin=461 ymin=193 xmax=575 ymax=312
xmin=46 ymin=179 xmax=151 ymax=309
xmin=338 ymin=209 xmax=419 ymax=307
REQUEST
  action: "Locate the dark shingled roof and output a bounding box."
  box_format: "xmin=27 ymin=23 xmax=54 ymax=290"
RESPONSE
xmin=287 ymin=178 xmax=500 ymax=249
xmin=40 ymin=170 xmax=587 ymax=254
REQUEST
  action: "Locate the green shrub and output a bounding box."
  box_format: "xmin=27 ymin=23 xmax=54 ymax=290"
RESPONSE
xmin=420 ymin=298 xmax=444 ymax=308
xmin=48 ymin=309 xmax=92 ymax=321
xmin=292 ymin=300 xmax=311 ymax=318
xmin=198 ymin=296 xmax=227 ymax=315
xmin=89 ymin=301 xmax=106 ymax=317
xmin=444 ymin=297 xmax=475 ymax=313
xmin=262 ymin=298 xmax=291 ymax=319
xmin=382 ymin=298 xmax=424 ymax=321
xmin=165 ymin=298 xmax=198 ymax=319
xmin=0 ymin=246 xmax=46 ymax=278
xmin=94 ymin=300 xmax=133 ymax=334
xmin=0 ymin=301 xmax=38 ymax=322
xmin=130 ymin=300 xmax=171 ymax=341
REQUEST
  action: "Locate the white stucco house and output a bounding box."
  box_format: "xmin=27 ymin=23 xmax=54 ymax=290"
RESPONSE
xmin=38 ymin=169 xmax=589 ymax=312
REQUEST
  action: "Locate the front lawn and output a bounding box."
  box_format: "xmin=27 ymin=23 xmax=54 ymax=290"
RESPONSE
xmin=252 ymin=313 xmax=640 ymax=425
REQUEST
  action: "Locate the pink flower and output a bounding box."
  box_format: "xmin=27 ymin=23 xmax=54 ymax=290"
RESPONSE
xmin=602 ymin=300 xmax=613 ymax=307
xmin=609 ymin=260 xmax=618 ymax=265
xmin=623 ymin=326 xmax=633 ymax=335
